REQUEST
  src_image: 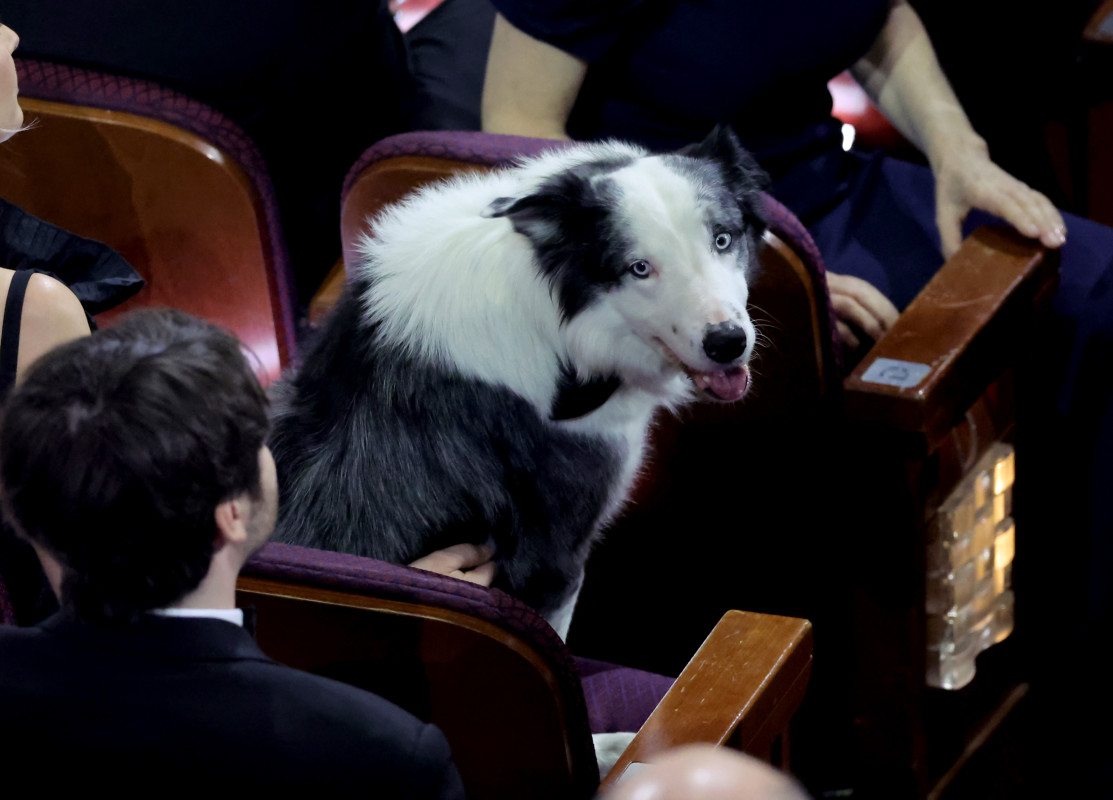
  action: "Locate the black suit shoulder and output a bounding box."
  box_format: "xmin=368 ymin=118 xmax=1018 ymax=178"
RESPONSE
xmin=228 ymin=656 xmax=466 ymax=796
xmin=0 ymin=617 xmax=465 ymax=798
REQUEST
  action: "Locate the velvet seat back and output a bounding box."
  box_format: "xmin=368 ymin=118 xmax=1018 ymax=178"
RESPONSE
xmin=239 ymin=541 xmax=601 ymax=800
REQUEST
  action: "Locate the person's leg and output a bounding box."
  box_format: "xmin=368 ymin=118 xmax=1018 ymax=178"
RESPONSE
xmin=1012 ymin=212 xmax=1113 ymax=644
xmin=806 ymin=151 xmax=945 ymax=313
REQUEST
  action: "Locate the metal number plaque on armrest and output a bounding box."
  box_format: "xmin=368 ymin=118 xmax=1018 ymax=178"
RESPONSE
xmin=860 ymin=357 xmax=932 ymax=389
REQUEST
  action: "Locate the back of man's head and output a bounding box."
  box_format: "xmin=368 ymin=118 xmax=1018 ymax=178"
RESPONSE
xmin=604 ymin=745 xmax=812 ymax=800
xmin=0 ymin=309 xmax=269 ymax=624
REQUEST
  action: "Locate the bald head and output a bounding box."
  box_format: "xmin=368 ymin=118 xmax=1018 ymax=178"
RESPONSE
xmin=604 ymin=745 xmax=810 ymax=800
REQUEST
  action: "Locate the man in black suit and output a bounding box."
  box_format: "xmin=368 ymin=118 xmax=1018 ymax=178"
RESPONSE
xmin=0 ymin=309 xmax=465 ymax=796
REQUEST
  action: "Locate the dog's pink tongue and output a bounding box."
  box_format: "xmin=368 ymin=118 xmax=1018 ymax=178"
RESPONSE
xmin=706 ymin=366 xmax=749 ymax=402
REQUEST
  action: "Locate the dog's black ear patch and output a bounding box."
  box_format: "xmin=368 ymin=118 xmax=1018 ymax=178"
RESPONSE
xmin=481 ymin=176 xmax=594 ymax=247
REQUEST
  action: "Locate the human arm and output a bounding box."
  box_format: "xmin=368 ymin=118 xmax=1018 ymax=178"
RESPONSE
xmin=480 ymin=13 xmax=585 ymax=139
xmin=408 ymin=543 xmax=498 ymax=587
xmin=14 ymin=273 xmax=90 ymax=383
xmin=849 ymin=0 xmax=1065 ymax=258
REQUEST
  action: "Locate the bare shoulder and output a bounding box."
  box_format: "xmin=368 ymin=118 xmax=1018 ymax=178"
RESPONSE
xmin=23 ymin=273 xmax=90 ymax=334
xmin=16 ymin=273 xmax=91 ymax=380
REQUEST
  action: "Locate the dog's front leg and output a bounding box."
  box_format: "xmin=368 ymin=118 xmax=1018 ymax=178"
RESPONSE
xmin=543 ymin=571 xmax=584 ymax=641
xmin=493 ymin=535 xmax=586 ymax=642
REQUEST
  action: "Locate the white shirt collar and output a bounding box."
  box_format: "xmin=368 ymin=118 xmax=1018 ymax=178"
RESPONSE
xmin=149 ymin=607 xmax=244 ymax=627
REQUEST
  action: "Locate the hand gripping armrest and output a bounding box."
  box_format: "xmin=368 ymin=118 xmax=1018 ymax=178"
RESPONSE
xmin=599 ymin=610 xmax=814 ymax=792
xmin=842 ymin=225 xmax=1059 ymax=452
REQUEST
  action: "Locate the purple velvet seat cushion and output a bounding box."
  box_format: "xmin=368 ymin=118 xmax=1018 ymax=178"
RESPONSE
xmin=341 ymin=130 xmax=571 ymax=202
xmin=242 ymin=542 xmax=598 ymax=770
xmin=244 ymin=542 xmax=577 ymax=659
xmin=573 ymin=655 xmax=675 ymax=735
xmin=14 ymin=58 xmax=297 ymax=361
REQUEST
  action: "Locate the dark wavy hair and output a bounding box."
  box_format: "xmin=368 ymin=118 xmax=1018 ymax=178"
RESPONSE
xmin=0 ymin=309 xmax=269 ymax=624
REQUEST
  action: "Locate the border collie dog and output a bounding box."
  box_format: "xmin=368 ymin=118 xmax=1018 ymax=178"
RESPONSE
xmin=268 ymin=126 xmax=767 ymax=638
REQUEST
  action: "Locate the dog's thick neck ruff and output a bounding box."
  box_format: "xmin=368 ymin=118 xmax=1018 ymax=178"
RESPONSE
xmin=357 ymin=126 xmax=766 ymax=428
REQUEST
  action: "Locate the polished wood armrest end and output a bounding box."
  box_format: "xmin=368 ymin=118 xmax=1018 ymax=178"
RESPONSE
xmin=599 ymin=610 xmax=814 ymax=793
xmin=842 ymin=225 xmax=1059 ymax=451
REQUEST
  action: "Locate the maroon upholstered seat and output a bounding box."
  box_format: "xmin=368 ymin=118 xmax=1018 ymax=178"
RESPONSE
xmin=573 ymin=655 xmax=676 ymax=735
xmin=240 ymin=541 xmax=671 ymax=734
xmin=238 ymin=542 xmax=813 ymax=800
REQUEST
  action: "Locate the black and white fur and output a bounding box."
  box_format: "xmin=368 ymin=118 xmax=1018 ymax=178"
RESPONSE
xmin=268 ymin=126 xmax=767 ymax=638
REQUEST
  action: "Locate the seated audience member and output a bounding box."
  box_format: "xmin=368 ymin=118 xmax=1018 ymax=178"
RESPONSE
xmin=0 ymin=309 xmax=465 ymax=796
xmin=1 ymin=0 xmax=416 ymax=310
xmin=602 ymin=745 xmax=811 ymax=800
xmin=0 ymin=19 xmax=143 ymax=625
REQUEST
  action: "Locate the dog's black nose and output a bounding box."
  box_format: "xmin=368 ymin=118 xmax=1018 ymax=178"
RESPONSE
xmin=703 ymin=322 xmax=748 ymax=364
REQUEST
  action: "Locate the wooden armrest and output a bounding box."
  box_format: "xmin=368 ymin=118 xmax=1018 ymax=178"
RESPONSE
xmin=843 ymin=225 xmax=1059 ymax=451
xmin=598 ymin=610 xmax=813 ymax=793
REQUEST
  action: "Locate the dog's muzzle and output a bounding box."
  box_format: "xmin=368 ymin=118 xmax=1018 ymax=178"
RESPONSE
xmin=685 ymin=322 xmax=749 ymax=403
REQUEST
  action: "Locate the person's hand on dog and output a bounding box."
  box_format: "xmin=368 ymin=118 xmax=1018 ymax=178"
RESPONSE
xmin=932 ymin=138 xmax=1066 ymax=259
xmin=825 ymin=272 xmax=899 ymax=352
xmin=409 ymin=543 xmax=498 ymax=587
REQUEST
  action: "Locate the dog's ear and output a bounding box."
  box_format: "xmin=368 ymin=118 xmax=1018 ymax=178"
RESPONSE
xmin=481 ymin=177 xmax=591 ymax=244
xmin=482 ymin=193 xmax=563 ymax=244
xmin=678 ymin=123 xmax=751 ymax=172
xmin=680 ymin=124 xmax=769 ymax=220
xmin=482 ymin=189 xmax=577 ymax=220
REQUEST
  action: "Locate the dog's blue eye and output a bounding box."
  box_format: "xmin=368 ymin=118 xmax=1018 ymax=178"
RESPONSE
xmin=629 ymin=260 xmax=652 ymax=279
xmin=714 ymin=232 xmax=733 ymax=251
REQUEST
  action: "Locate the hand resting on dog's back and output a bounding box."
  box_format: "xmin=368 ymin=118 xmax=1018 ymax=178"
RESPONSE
xmin=409 ymin=543 xmax=498 ymax=587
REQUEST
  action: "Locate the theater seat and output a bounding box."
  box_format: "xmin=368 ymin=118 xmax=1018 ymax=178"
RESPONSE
xmin=0 ymin=59 xmax=298 ymax=383
xmin=238 ymin=542 xmax=814 ymax=800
